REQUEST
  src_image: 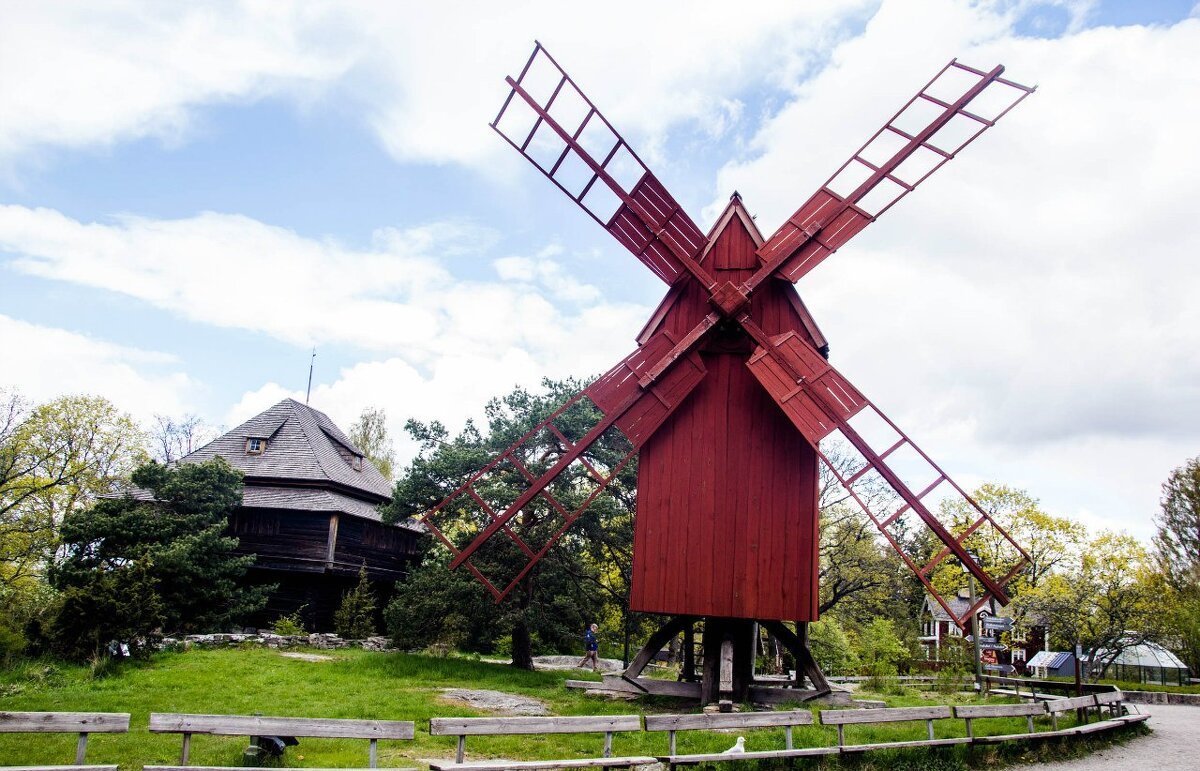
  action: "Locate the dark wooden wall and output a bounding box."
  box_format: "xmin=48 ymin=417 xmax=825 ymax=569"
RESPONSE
xmin=629 ymin=216 xmax=822 ymax=621
xmin=227 ymin=506 xmax=420 ymax=629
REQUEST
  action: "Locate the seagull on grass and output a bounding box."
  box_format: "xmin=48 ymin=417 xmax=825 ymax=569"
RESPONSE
xmin=721 ymin=737 xmax=746 ymax=754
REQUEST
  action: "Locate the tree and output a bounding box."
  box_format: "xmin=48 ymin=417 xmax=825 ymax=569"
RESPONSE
xmin=349 ymin=407 xmax=396 ymax=481
xmin=149 ymin=413 xmax=220 ymax=464
xmin=382 ymin=379 xmax=634 ymax=669
xmin=1154 ymin=457 xmax=1200 ymax=674
xmin=334 ymin=564 xmax=377 ymax=639
xmin=1 ymin=391 xmax=147 ymax=593
xmin=852 ymin=618 xmax=908 ymax=676
xmin=933 ymin=484 xmax=1085 ymax=598
xmin=817 ymin=503 xmax=902 ymax=621
xmin=807 ymin=617 xmax=860 ymax=677
xmin=1015 ymin=531 xmax=1169 ymax=682
xmin=47 ymin=458 xmax=268 ymax=657
xmin=1155 ymin=457 xmax=1200 ymax=590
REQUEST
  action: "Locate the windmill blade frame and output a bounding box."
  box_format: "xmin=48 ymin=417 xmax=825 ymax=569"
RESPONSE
xmin=750 ymin=60 xmax=1035 ymax=290
xmin=421 ymin=330 xmax=707 ymax=600
xmin=492 ymin=42 xmax=715 ymax=289
xmin=740 ymin=314 xmax=1029 ymax=625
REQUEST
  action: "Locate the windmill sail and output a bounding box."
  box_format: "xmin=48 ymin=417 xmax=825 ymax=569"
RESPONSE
xmin=420 ymin=331 xmax=706 ymax=600
xmin=744 ymin=327 xmax=1029 ymax=626
xmin=492 ymin=42 xmax=709 ymax=287
xmin=749 ymin=60 xmax=1035 ymax=291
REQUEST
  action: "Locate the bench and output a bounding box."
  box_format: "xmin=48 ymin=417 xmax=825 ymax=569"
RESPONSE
xmin=818 ymin=706 xmax=967 ymax=752
xmin=644 ymin=709 xmax=835 ymax=768
xmin=954 ymin=701 xmax=1047 ymax=743
xmin=145 ymin=713 xmax=415 ymax=771
xmin=1076 ymin=691 xmax=1148 ymax=734
xmin=0 ymin=711 xmax=130 ymax=771
xmin=1041 ymin=694 xmax=1098 ymax=734
xmin=427 ymin=715 xmax=655 ymax=771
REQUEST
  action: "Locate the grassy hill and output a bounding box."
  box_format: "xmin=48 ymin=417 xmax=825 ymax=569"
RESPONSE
xmin=0 ymin=647 xmax=1144 ymax=770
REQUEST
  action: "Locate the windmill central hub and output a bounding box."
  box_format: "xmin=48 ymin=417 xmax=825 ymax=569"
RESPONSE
xmin=709 ymin=280 xmax=750 ymax=316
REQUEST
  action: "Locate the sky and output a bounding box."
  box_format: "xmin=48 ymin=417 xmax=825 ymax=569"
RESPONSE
xmin=1 ymin=0 xmax=1198 ymax=544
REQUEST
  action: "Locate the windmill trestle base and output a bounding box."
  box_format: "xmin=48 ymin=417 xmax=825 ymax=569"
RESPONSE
xmin=564 ymin=675 xmax=852 ymax=706
xmin=579 ymin=615 xmax=834 ymax=706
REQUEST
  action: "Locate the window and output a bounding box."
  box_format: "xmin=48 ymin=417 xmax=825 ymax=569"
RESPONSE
xmin=246 ymin=437 xmax=267 ymax=455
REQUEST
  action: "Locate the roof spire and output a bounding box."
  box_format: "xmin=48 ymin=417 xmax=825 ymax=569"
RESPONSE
xmin=306 ymin=347 xmax=316 ymax=404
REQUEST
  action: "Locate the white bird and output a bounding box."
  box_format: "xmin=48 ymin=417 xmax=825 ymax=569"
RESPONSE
xmin=721 ymin=737 xmax=746 ymax=755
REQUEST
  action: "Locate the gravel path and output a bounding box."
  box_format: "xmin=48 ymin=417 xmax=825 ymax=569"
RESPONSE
xmin=1022 ymin=703 xmax=1197 ymax=770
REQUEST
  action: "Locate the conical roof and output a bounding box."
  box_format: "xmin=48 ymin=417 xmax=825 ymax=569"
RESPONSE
xmin=182 ymin=399 xmax=392 ymax=502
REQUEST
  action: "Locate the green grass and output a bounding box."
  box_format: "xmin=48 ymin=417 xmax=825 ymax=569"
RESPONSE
xmin=1038 ymin=675 xmax=1200 ymax=694
xmin=0 ymin=648 xmax=1148 ymax=770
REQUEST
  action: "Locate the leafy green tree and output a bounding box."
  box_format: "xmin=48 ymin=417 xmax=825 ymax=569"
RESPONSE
xmin=47 ymin=458 xmax=268 ymax=657
xmin=349 ymin=407 xmax=396 ymax=481
xmin=818 ymin=504 xmax=904 ymax=622
xmin=807 ymin=617 xmax=860 ymax=677
xmin=852 ymin=618 xmax=908 ymax=676
xmin=932 ymin=484 xmax=1085 ymax=599
xmin=1 ymin=391 xmax=147 ymax=593
xmin=334 ymin=564 xmax=377 ymax=639
xmin=382 ymin=378 xmax=634 ymax=669
xmin=1155 ymin=457 xmax=1199 ymax=588
xmin=1015 ymin=531 xmax=1169 ymax=682
xmin=1153 ymin=457 xmax=1200 ymax=674
xmin=48 ymin=557 xmax=165 ymax=660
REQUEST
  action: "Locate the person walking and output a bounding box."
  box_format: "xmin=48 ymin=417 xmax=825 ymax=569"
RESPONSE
xmin=577 ymin=623 xmax=600 ymax=672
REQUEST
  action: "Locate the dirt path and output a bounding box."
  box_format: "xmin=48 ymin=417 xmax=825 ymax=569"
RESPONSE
xmin=1022 ymin=703 xmax=1197 ymax=770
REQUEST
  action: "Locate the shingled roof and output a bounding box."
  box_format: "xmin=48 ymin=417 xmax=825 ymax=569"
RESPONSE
xmin=183 ymin=399 xmax=393 ymax=502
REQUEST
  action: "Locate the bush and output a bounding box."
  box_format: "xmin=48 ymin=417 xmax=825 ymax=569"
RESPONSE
xmin=47 ymin=558 xmax=164 ymax=661
xmin=334 ymin=566 xmax=377 ymax=640
xmin=271 ymin=606 xmax=307 ymax=636
xmin=852 ymin=618 xmax=907 ymax=677
xmin=809 ymin=617 xmax=860 ymax=677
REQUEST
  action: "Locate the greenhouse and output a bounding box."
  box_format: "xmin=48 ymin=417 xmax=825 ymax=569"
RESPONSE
xmin=1085 ymin=639 xmax=1191 ymax=686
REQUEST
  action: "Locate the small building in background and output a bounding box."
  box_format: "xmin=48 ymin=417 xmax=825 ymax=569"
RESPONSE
xmin=1084 ymin=639 xmax=1191 ymax=686
xmin=178 ymin=398 xmax=422 ymax=630
xmin=918 ymin=590 xmax=1048 ymax=675
xmin=1026 ymin=650 xmax=1076 ymax=678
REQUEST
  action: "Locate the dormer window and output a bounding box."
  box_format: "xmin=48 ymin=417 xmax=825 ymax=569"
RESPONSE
xmin=351 ymin=455 xmax=363 ymax=472
xmin=246 ymin=437 xmax=267 ymax=455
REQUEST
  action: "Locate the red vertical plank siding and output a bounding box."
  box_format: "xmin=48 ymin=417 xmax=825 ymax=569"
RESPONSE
xmin=629 ymin=217 xmax=821 ymax=622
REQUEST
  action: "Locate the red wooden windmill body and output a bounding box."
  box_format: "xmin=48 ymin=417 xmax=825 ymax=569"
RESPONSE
xmin=420 ymin=43 xmax=1035 ymax=699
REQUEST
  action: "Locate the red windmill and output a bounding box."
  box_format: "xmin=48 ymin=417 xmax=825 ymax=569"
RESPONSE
xmin=420 ymin=43 xmax=1035 ymax=703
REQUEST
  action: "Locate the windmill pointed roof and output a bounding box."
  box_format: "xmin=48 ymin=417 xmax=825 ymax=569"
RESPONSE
xmin=182 ymin=399 xmax=393 ymax=502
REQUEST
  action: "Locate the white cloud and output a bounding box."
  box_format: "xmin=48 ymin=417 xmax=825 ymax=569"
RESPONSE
xmin=705 ymin=0 xmax=1200 ymax=537
xmin=0 ymin=3 xmax=352 ymax=172
xmin=0 ymin=205 xmax=648 ymax=367
xmin=0 ymin=203 xmax=650 ymax=456
xmin=0 ymin=313 xmax=195 ymax=421
xmin=0 ymin=1 xmax=875 ymax=171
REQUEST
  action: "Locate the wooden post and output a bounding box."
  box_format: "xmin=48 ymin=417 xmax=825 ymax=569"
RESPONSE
xmin=75 ymin=732 xmax=88 ymax=764
xmin=719 ymin=637 xmax=735 ymax=711
xmin=181 ymin=733 xmax=192 ymax=765
xmin=369 ymin=738 xmax=378 ymax=768
xmin=682 ymin=623 xmax=696 ymax=683
xmin=456 ymin=735 xmax=465 ymax=763
xmin=603 ymin=731 xmax=613 ymax=758
xmin=325 ymin=513 xmax=340 ymax=568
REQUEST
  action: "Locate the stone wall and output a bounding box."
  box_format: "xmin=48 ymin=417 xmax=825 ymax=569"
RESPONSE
xmin=162 ymin=632 xmax=392 ymax=651
xmin=1123 ymin=689 xmax=1200 ymax=706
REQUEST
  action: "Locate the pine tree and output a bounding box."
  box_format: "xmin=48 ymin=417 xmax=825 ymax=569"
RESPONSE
xmin=334 ymin=564 xmax=377 ymax=639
